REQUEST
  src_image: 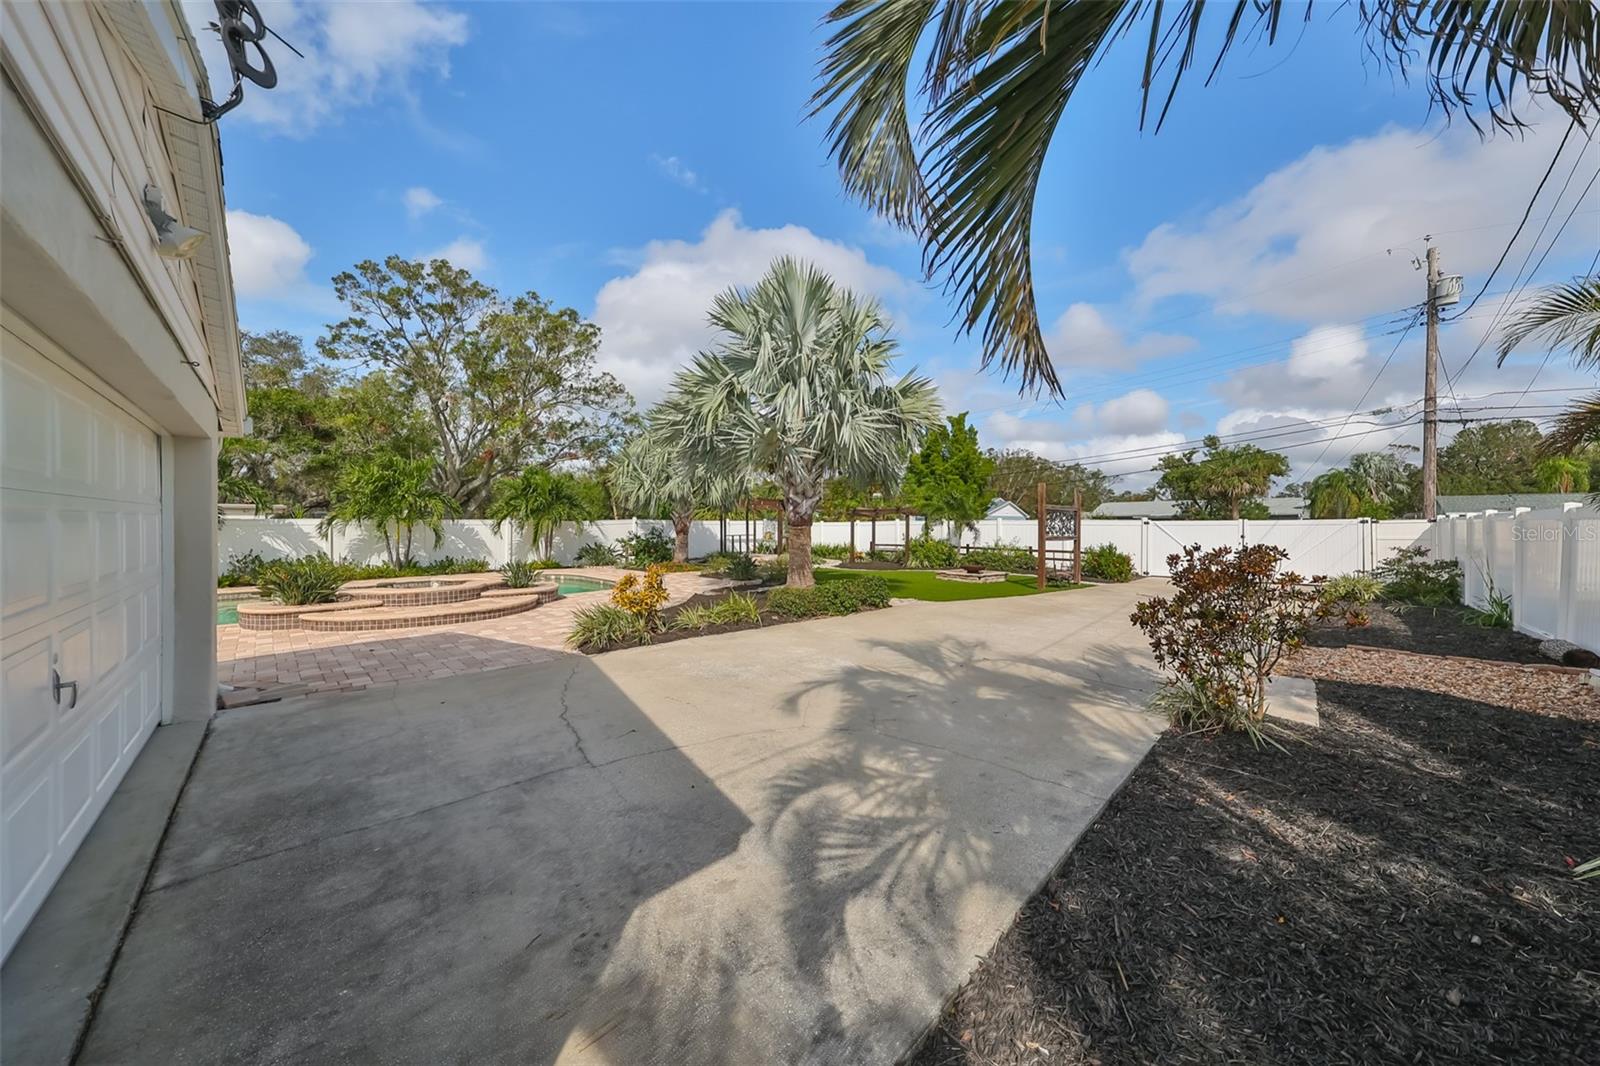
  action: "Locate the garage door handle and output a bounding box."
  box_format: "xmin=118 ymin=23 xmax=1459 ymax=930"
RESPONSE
xmin=52 ymin=670 xmax=78 ymax=710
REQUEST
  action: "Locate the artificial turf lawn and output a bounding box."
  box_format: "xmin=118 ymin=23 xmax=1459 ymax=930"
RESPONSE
xmin=814 ymin=568 xmax=1085 ymax=602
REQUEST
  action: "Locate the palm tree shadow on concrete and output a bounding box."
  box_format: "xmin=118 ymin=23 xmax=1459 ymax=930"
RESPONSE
xmin=568 ymin=633 xmax=1162 ymax=1065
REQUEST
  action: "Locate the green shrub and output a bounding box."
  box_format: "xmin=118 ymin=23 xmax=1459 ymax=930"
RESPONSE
xmin=422 ymin=556 xmax=489 ymax=574
xmin=809 ymin=543 xmax=852 ymax=560
xmin=1375 ymin=546 xmax=1461 ymax=606
xmin=1465 ymin=584 xmax=1513 ymax=628
xmin=765 ymin=586 xmax=821 ymax=619
xmin=500 ymin=560 xmax=547 ymax=588
xmin=961 ymin=544 xmax=1037 ymax=574
xmin=1081 ymin=543 xmax=1135 ymax=582
xmin=768 ymin=577 xmax=890 ymax=619
xmin=725 ymin=553 xmax=759 ymax=581
xmin=905 ymin=534 xmax=959 ymax=569
xmin=575 ymin=541 xmax=620 ymax=566
xmin=1321 ymin=573 xmax=1381 ymax=607
xmin=711 ymin=591 xmax=762 ymax=624
xmin=670 ymin=604 xmax=719 ymax=631
xmin=1131 ymin=544 xmax=1324 ymax=742
xmin=616 ymin=527 xmax=674 ymax=567
xmin=672 ymin=592 xmax=763 ymax=631
xmin=256 ymin=555 xmax=347 ymax=605
xmin=219 ymin=550 xmax=266 ymax=588
xmin=567 ymin=603 xmax=650 ymax=650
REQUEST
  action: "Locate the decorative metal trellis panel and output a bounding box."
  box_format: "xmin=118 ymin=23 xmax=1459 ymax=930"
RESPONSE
xmin=1043 ymin=505 xmax=1078 ymax=540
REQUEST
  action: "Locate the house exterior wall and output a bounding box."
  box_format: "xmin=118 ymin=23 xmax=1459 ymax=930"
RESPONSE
xmin=2 ymin=0 xmax=240 ymax=730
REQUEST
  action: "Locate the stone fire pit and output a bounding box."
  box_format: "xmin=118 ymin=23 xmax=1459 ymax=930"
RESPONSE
xmin=934 ymin=568 xmax=1008 ymax=584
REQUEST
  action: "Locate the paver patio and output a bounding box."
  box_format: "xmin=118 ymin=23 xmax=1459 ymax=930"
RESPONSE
xmin=87 ymin=581 xmax=1164 ymax=1065
xmin=217 ymin=568 xmax=728 ymax=698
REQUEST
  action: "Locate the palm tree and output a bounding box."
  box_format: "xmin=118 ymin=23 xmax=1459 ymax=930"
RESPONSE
xmin=1308 ymin=470 xmax=1363 ymax=519
xmin=320 ymin=454 xmax=458 ymax=568
xmin=1533 ymin=455 xmax=1590 ymax=493
xmin=610 ymin=424 xmax=744 ymax=564
xmin=1498 ymin=276 xmax=1600 ymax=458
xmin=487 ymin=467 xmax=590 ymax=561
xmin=658 ymin=258 xmax=943 ymax=586
xmin=814 ymin=2 xmax=1600 ymax=393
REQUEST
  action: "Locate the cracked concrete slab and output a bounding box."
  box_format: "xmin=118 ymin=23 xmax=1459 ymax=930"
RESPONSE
xmin=79 ymin=581 xmax=1164 ymax=1065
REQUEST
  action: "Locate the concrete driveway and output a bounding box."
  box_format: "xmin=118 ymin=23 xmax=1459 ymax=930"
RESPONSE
xmin=81 ymin=581 xmax=1163 ymax=1065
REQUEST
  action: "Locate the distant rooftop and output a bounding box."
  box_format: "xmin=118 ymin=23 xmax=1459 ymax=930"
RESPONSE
xmin=1437 ymin=493 xmax=1590 ymax=513
xmin=1089 ymin=497 xmax=1308 ymax=519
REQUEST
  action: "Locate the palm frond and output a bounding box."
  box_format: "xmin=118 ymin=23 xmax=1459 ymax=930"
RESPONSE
xmin=814 ymin=1 xmax=1600 ymax=396
xmin=1497 ymin=276 xmax=1600 ymax=370
xmin=1539 ymin=392 xmax=1600 ymax=456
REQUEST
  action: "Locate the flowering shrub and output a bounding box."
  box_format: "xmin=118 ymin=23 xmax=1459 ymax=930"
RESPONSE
xmin=611 ymin=563 xmax=669 ymax=626
xmin=1131 ymin=544 xmax=1324 ymax=737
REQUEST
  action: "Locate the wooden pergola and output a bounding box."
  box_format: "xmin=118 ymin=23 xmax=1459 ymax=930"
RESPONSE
xmin=721 ymin=497 xmax=785 ymax=554
xmin=848 ymin=505 xmax=918 ymax=562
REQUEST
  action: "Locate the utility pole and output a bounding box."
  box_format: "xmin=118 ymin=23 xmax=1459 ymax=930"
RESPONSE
xmin=1421 ymin=243 xmax=1440 ymax=521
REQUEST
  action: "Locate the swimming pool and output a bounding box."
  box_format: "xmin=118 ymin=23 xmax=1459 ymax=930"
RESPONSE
xmin=217 ymin=598 xmax=263 ymax=624
xmin=548 ymin=575 xmax=614 ymax=597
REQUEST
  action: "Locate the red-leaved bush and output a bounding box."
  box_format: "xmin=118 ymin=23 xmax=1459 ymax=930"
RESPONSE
xmin=1131 ymin=544 xmax=1324 ymax=735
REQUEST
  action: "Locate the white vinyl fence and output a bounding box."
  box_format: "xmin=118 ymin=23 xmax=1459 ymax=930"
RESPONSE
xmin=1436 ymin=504 xmax=1600 ymax=654
xmin=218 ymin=514 xmax=1437 ymax=579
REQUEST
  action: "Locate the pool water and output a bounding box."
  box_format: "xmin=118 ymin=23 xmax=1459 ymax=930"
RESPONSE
xmin=549 ymin=576 xmax=614 ymax=597
xmin=217 ymin=598 xmax=262 ymax=625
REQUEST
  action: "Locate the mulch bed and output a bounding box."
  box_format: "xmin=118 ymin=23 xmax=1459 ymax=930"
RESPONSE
xmin=1307 ymin=603 xmax=1549 ymax=664
xmin=835 ymin=558 xmax=907 ymax=570
xmin=909 ymin=610 xmax=1599 ymax=1065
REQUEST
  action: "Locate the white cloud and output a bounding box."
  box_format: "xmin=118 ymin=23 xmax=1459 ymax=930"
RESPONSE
xmin=650 ymin=154 xmax=704 ymax=192
xmin=1043 ymin=303 xmax=1193 ymax=368
xmin=1097 ymin=389 xmax=1170 ymax=436
xmin=225 ymin=210 xmax=312 ymax=297
xmin=1126 ymin=117 xmax=1597 ymax=321
xmin=404 ymin=186 xmax=443 ymax=219
xmin=420 ymin=237 xmax=488 ymax=273
xmin=592 ymin=209 xmax=910 ymax=404
xmin=183 ymin=1 xmax=469 ymax=134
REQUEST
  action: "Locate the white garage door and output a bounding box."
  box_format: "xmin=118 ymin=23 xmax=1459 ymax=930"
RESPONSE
xmin=1 ymin=323 xmax=164 ymax=961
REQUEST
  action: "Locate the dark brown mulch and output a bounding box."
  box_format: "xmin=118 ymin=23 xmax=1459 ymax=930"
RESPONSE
xmin=835 ymin=558 xmax=906 ymax=570
xmin=909 ymin=622 xmax=1599 ymax=1065
xmin=1308 ymin=603 xmax=1548 ymax=664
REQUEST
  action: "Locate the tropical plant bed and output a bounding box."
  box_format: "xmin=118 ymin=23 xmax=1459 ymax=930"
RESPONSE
xmin=816 ymin=568 xmax=1084 ymax=602
xmin=909 ymin=611 xmax=1598 ymax=1066
xmin=571 ymin=587 xmax=885 ymax=655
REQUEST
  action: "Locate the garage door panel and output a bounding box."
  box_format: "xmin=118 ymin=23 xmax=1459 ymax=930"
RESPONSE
xmin=1 ymin=776 xmax=52 ymax=928
xmin=2 ymin=501 xmax=51 ymax=624
xmin=2 ymin=635 xmax=53 ymax=770
xmin=95 ymin=509 xmax=121 ymax=582
xmin=2 ymin=324 xmax=164 ymax=960
xmin=60 ymin=726 xmax=95 ymax=839
xmin=91 ymin=599 xmax=124 ymax=686
xmin=55 ymin=392 xmax=94 ymax=493
xmin=56 ymin=506 xmax=94 ymax=604
xmin=1 ymin=356 xmax=51 ymax=485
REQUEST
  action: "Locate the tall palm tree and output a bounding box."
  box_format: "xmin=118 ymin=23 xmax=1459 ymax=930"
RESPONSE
xmin=814 ymin=2 xmax=1600 ymax=394
xmin=487 ymin=467 xmax=591 ymax=561
xmin=320 ymin=454 xmax=459 ymax=568
xmin=658 ymin=258 xmax=943 ymax=586
xmin=1498 ymin=276 xmax=1600 ymax=457
xmin=610 ymin=425 xmax=745 ymax=563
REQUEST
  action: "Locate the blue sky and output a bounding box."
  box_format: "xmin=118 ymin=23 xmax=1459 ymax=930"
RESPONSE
xmin=194 ymin=1 xmax=1599 ymax=490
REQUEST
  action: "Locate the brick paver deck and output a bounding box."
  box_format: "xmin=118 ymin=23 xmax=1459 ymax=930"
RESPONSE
xmin=216 ymin=568 xmax=728 ymax=701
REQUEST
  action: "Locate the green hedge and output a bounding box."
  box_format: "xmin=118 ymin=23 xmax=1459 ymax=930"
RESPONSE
xmin=767 ymin=575 xmax=891 ymax=619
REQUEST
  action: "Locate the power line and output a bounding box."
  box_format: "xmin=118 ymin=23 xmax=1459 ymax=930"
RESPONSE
xmin=1303 ymin=309 xmax=1421 ymax=475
